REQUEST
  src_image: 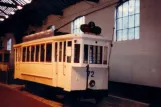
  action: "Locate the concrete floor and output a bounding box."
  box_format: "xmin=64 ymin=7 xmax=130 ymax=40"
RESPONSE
xmin=0 ymin=83 xmax=149 ymax=107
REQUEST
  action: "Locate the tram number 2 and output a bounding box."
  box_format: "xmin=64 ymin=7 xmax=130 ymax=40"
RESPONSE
xmin=90 ymin=71 xmax=94 ymax=77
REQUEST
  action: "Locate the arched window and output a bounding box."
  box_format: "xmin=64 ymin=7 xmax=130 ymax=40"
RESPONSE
xmin=7 ymin=39 xmax=11 ymax=51
xmin=72 ymin=16 xmax=85 ymax=34
xmin=115 ymin=0 xmax=140 ymax=41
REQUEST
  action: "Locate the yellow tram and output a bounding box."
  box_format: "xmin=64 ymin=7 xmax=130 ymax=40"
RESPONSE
xmin=14 ymin=31 xmax=112 ymax=102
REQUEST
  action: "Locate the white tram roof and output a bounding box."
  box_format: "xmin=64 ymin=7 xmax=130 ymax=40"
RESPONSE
xmin=14 ymin=33 xmax=111 ymax=47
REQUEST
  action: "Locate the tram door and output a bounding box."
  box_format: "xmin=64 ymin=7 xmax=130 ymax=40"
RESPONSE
xmin=15 ymin=47 xmax=21 ymax=78
xmin=55 ymin=41 xmax=66 ymax=88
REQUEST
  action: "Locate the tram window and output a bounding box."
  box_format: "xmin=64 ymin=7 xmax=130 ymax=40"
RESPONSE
xmin=68 ymin=41 xmax=72 ymax=46
xmin=19 ymin=48 xmax=21 ymax=62
xmin=84 ymin=45 xmax=88 ymax=64
xmin=55 ymin=43 xmax=58 ymax=62
xmin=99 ymin=46 xmax=103 ymax=64
xmin=67 ymin=41 xmax=72 ymax=63
xmin=31 ymin=46 xmax=35 ymax=62
xmin=95 ymin=46 xmax=98 ymax=64
xmin=74 ymin=44 xmax=80 ymax=63
xmin=4 ymin=53 xmax=9 ymax=62
xmin=103 ymin=47 xmax=108 ymax=64
xmin=67 ymin=56 xmax=71 ymax=63
xmin=40 ymin=44 xmax=45 ymax=62
xmin=0 ymin=54 xmax=2 ymax=62
xmin=35 ymin=45 xmax=39 ymax=62
xmin=22 ymin=47 xmax=26 ymax=62
xmin=26 ymin=46 xmax=30 ymax=62
xmin=89 ymin=45 xmax=103 ymax=64
xmin=46 ymin=43 xmax=52 ymax=62
xmin=14 ymin=49 xmax=17 ymax=62
xmin=89 ymin=46 xmax=94 ymax=64
xmin=59 ymin=42 xmax=62 ymax=62
xmin=63 ymin=41 xmax=66 ymax=62
xmin=95 ymin=46 xmax=103 ymax=64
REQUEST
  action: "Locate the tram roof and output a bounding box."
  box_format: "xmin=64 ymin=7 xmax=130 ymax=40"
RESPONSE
xmin=14 ymin=33 xmax=111 ymax=47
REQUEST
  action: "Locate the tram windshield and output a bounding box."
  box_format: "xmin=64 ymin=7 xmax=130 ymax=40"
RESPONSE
xmin=83 ymin=44 xmax=107 ymax=65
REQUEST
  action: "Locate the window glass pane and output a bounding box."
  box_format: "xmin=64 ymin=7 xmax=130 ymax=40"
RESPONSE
xmin=31 ymin=46 xmax=35 ymax=62
xmin=55 ymin=43 xmax=58 ymax=62
xmin=129 ymin=15 xmax=135 ymax=28
xmin=117 ymin=5 xmax=123 ymax=18
xmin=123 ymin=2 xmax=129 ymax=17
xmin=26 ymin=46 xmax=30 ymax=62
xmin=59 ymin=42 xmax=62 ymax=62
xmin=123 ymin=29 xmax=128 ymax=40
xmin=129 ymin=28 xmax=135 ymax=40
xmin=123 ymin=16 xmax=128 ymax=29
xmin=67 ymin=41 xmax=72 ymax=63
xmin=115 ymin=0 xmax=140 ymax=41
xmin=68 ymin=41 xmax=72 ymax=46
xmin=117 ymin=30 xmax=123 ymax=41
xmin=46 ymin=43 xmax=52 ymax=62
xmin=40 ymin=44 xmax=45 ymax=62
xmin=7 ymin=39 xmax=11 ymax=51
xmin=129 ymin=0 xmax=135 ymax=15
xmin=93 ymin=46 xmax=96 ymax=64
xmin=95 ymin=46 xmax=98 ymax=64
xmin=99 ymin=46 xmax=103 ymax=64
xmin=117 ymin=18 xmax=123 ymax=30
xmin=67 ymin=56 xmax=71 ymax=63
xmin=135 ymin=0 xmax=140 ymax=13
xmin=84 ymin=45 xmax=88 ymax=64
xmin=63 ymin=41 xmax=66 ymax=62
xmin=135 ymin=27 xmax=140 ymax=39
xmin=89 ymin=46 xmax=94 ymax=64
xmin=103 ymin=47 xmax=108 ymax=64
xmin=35 ymin=45 xmax=39 ymax=62
xmin=135 ymin=14 xmax=140 ymax=27
xmin=72 ymin=16 xmax=85 ymax=34
xmin=22 ymin=47 xmax=26 ymax=62
xmin=74 ymin=44 xmax=80 ymax=63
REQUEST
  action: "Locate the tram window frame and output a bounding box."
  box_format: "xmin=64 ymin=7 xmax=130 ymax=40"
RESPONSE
xmin=74 ymin=44 xmax=80 ymax=63
xmin=40 ymin=44 xmax=45 ymax=62
xmin=22 ymin=47 xmax=26 ymax=62
xmin=35 ymin=45 xmax=40 ymax=62
xmin=31 ymin=45 xmax=35 ymax=62
xmin=59 ymin=42 xmax=62 ymax=62
xmin=67 ymin=41 xmax=72 ymax=63
xmin=46 ymin=43 xmax=52 ymax=62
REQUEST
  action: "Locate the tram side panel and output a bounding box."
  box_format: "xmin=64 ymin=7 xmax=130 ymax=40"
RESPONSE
xmin=20 ymin=63 xmax=53 ymax=86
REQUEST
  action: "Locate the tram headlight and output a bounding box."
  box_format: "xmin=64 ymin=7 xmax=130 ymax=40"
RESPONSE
xmin=89 ymin=80 xmax=95 ymax=87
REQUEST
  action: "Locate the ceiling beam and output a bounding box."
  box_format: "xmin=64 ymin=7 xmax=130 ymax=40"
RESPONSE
xmin=12 ymin=0 xmax=23 ymax=6
xmin=0 ymin=2 xmax=17 ymax=8
xmin=0 ymin=10 xmax=8 ymax=15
